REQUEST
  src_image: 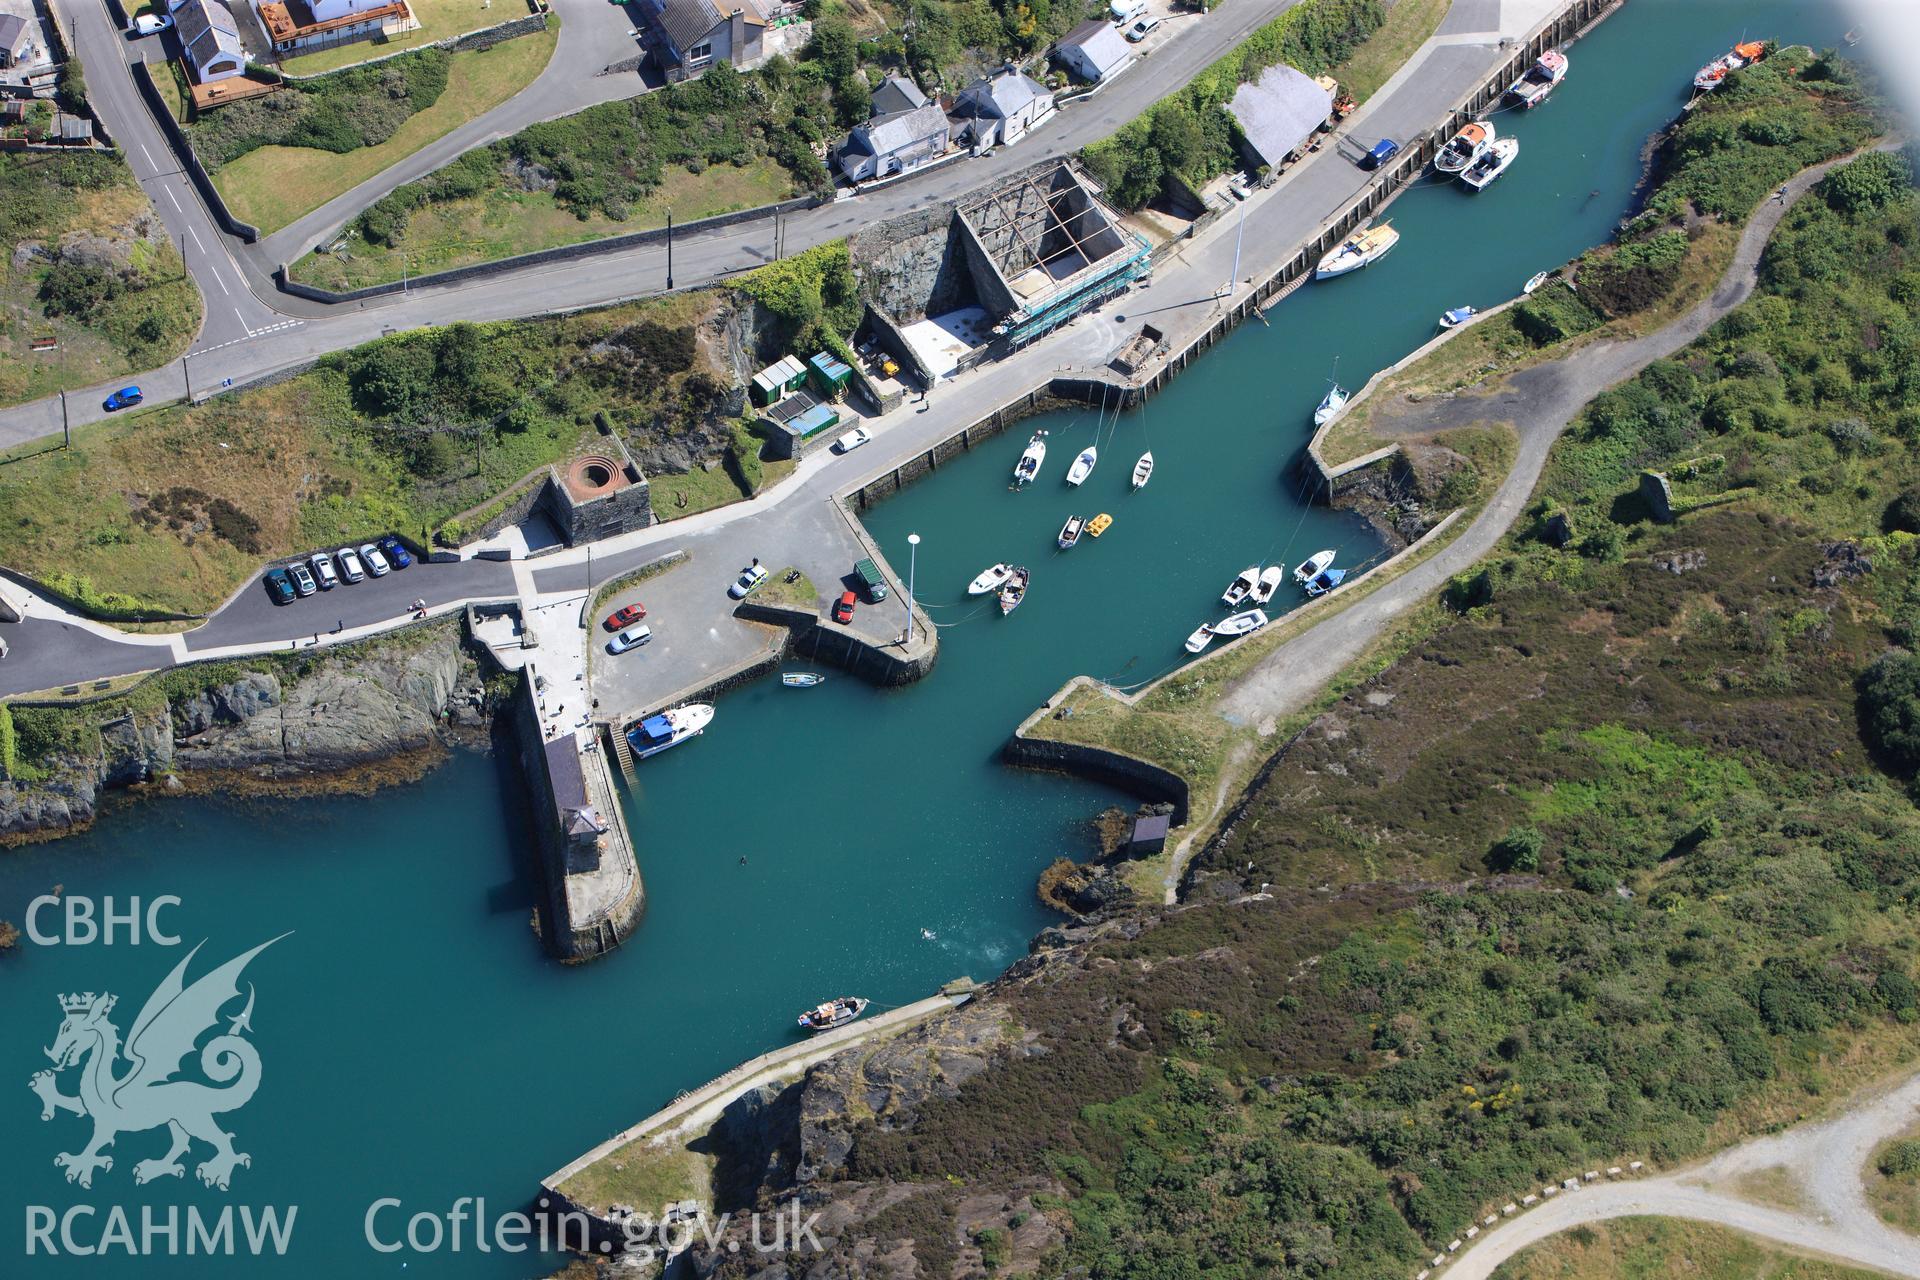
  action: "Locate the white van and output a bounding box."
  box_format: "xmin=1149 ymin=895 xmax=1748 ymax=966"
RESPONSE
xmin=1110 ymin=0 xmax=1147 ymax=23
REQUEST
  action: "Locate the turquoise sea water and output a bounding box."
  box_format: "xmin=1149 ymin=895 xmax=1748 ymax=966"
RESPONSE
xmin=0 ymin=1 xmax=1854 ymax=1273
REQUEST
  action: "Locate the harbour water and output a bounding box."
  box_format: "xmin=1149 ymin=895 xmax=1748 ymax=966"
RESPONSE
xmin=0 ymin=1 xmax=1852 ymax=1273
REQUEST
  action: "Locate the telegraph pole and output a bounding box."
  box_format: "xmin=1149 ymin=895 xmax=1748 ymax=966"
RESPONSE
xmin=665 ymin=209 xmax=674 ymax=290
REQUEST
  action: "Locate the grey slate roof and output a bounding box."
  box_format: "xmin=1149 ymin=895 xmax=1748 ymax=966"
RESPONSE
xmin=870 ymin=74 xmax=928 ymax=116
xmin=0 ymin=14 xmax=30 ymax=56
xmin=852 ymin=102 xmax=948 ymax=156
xmin=958 ymin=68 xmax=1050 ymax=118
xmin=651 ymin=0 xmax=764 ymax=56
xmin=1227 ymin=63 xmax=1333 ymax=166
xmin=1058 ymin=18 xmax=1131 ymax=79
xmin=174 ymin=0 xmax=244 ymax=72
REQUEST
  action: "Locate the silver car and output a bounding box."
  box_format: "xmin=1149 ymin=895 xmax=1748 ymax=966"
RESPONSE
xmin=357 ymin=543 xmax=391 ymax=577
xmin=336 ymin=547 xmax=367 ymax=583
xmin=288 ymin=561 xmax=318 ymax=596
xmin=309 ymin=551 xmax=339 ymax=590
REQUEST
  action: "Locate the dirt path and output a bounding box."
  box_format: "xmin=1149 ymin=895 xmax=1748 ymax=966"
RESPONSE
xmin=1215 ymin=151 xmax=1871 ymax=734
xmin=1443 ymin=1069 xmax=1920 ymax=1279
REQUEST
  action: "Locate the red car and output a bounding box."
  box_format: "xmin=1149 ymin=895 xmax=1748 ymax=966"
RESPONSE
xmin=832 ymin=591 xmax=857 ymax=624
xmin=603 ymin=603 xmax=647 ymax=632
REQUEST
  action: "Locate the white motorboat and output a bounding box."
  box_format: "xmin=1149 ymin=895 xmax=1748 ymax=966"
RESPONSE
xmin=797 ymin=996 xmax=869 ymax=1033
xmin=1434 ymin=121 xmax=1495 ymax=175
xmin=1183 ymin=623 xmax=1216 ymax=654
xmin=1012 ymin=431 xmax=1048 ymax=486
xmin=781 ymin=672 xmax=825 ymax=688
xmin=967 ymin=563 xmax=1016 ymax=595
xmin=1058 ymin=514 xmax=1086 ymax=549
xmin=1314 ymin=382 xmax=1349 ymax=427
xmin=1221 ymin=565 xmax=1260 ymax=608
xmin=1132 ymin=452 xmax=1154 ymax=490
xmin=1214 ymin=608 xmax=1269 ymax=637
xmin=1460 ymin=137 xmax=1519 ymax=192
xmin=1292 ymin=549 xmax=1336 ymax=585
xmin=626 ymin=703 xmax=715 ymax=760
xmin=1439 ymin=306 xmax=1478 ymax=329
xmin=1522 ymin=270 xmax=1549 ymax=294
xmin=1315 ymin=222 xmax=1399 ymax=280
xmin=1506 ymin=49 xmax=1567 ymax=109
xmin=1065 ymin=446 xmax=1098 ymax=487
xmin=1249 ymin=565 xmax=1285 ymax=605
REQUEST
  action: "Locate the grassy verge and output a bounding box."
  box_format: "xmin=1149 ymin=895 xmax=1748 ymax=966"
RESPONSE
xmin=556 ymin=1141 xmax=713 ymax=1222
xmin=1336 ymin=0 xmax=1450 ymax=102
xmin=277 ymin=0 xmax=516 ymax=76
xmin=649 ymin=465 xmax=752 ymax=522
xmin=1866 ymin=1126 xmax=1920 ymax=1236
xmin=1489 ymin=1218 xmax=1890 ymax=1280
xmin=293 ymin=160 xmax=794 ymax=290
xmin=0 ymin=153 xmax=202 ymax=409
xmin=212 ymin=25 xmax=556 ymax=233
xmin=757 ymin=567 xmax=818 ymax=611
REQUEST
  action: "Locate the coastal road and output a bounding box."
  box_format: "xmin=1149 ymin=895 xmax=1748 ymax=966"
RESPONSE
xmin=0 ymin=0 xmax=1348 ymax=451
xmin=0 ymin=0 xmax=1556 ymax=698
xmin=1213 ymin=146 xmax=1877 ymax=732
xmin=1439 ymin=1068 xmax=1920 ymax=1279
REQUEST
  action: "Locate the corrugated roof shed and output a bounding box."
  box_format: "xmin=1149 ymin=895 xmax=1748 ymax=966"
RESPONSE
xmin=1227 ymin=63 xmax=1333 ymax=167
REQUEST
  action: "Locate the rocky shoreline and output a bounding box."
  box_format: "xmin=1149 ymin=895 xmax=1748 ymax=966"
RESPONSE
xmin=0 ymin=620 xmax=499 ymax=846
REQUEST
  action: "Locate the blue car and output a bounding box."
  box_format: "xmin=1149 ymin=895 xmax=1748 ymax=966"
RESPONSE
xmin=263 ymin=566 xmax=297 ymax=605
xmin=1363 ymin=138 xmax=1401 ymax=170
xmin=377 ymin=535 xmax=412 ymax=569
xmin=103 ymin=385 xmax=144 ymax=411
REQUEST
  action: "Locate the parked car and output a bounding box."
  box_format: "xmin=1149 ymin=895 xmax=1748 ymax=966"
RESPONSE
xmin=604 ymin=603 xmax=647 ymax=632
xmin=606 ymin=624 xmax=652 ymax=654
xmin=377 ymin=535 xmax=412 ymax=569
xmin=263 ymin=567 xmax=296 ymax=605
xmin=130 ymin=12 xmax=171 ymax=34
xmin=854 ymin=557 xmax=889 ymax=603
xmin=1124 ymin=14 xmax=1160 ymax=41
xmin=287 ymin=561 xmax=318 ymax=596
xmin=728 ymin=564 xmax=769 ymax=599
xmin=1363 ymin=138 xmax=1402 ymax=170
xmin=336 ymin=547 xmax=367 ymax=583
xmin=309 ymin=551 xmax=339 ymax=590
xmin=103 ymin=386 xmax=143 ymax=412
xmin=832 ymin=591 xmax=857 ymax=624
xmin=358 ymin=543 xmax=391 ymax=577
xmin=834 ymin=427 xmax=872 ymax=454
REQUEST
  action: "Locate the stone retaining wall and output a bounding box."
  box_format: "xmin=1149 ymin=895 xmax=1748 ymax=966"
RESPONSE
xmin=1000 ymin=727 xmax=1191 ymax=824
xmin=280 ymin=195 xmax=824 ymax=304
xmin=129 ymin=59 xmax=262 ymax=243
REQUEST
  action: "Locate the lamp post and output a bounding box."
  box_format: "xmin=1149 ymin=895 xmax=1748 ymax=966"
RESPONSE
xmin=903 ymin=533 xmax=920 ymax=646
xmin=665 ymin=208 xmax=674 ymax=290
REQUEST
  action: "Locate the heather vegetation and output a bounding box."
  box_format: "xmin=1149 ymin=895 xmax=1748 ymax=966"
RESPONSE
xmin=185 ymin=49 xmax=451 ymax=170
xmin=1082 ymin=0 xmax=1385 ymax=208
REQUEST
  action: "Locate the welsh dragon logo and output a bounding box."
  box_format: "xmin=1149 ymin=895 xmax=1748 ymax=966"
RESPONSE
xmin=28 ymin=937 xmax=283 ymax=1191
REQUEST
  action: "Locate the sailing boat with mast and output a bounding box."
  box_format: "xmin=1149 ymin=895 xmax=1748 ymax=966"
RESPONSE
xmin=1313 ymin=358 xmax=1347 ymax=427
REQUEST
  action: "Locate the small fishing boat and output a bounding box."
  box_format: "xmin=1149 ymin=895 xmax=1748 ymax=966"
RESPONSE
xmin=781 ymin=672 xmax=825 ymax=688
xmin=1183 ymin=623 xmax=1216 ymax=654
xmin=1012 ymin=431 xmax=1048 ymax=486
xmin=1065 ymin=446 xmax=1098 ymax=487
xmin=1221 ymin=565 xmax=1261 ymax=608
xmin=626 ymin=703 xmax=716 ymax=760
xmin=797 ymin=996 xmax=869 ymax=1033
xmin=1315 ymin=222 xmax=1400 ymax=280
xmin=1086 ymin=513 xmax=1113 ymax=538
xmin=1249 ymin=565 xmax=1285 ymax=606
xmin=1506 ymin=49 xmax=1567 ymax=109
xmin=1434 ymin=121 xmax=1495 ymax=175
xmin=1693 ymin=40 xmax=1764 ymax=92
xmin=1461 ymin=137 xmax=1520 ymax=192
xmin=1214 ymin=608 xmax=1269 ymax=638
xmin=1523 ymin=270 xmax=1549 ymax=294
xmin=1292 ymin=549 xmax=1336 ymax=585
xmin=1314 ymin=381 xmax=1349 ymax=427
xmin=1845 ymin=27 xmax=1862 ymax=47
xmin=1439 ymin=306 xmax=1478 ymax=329
xmin=1058 ymin=515 xmax=1086 ymax=549
xmin=1132 ymin=452 xmax=1154 ymax=490
xmin=998 ymin=566 xmax=1029 ymax=615
xmin=967 ymin=563 xmax=1016 ymax=595
xmin=1305 ymin=566 xmax=1348 ymax=598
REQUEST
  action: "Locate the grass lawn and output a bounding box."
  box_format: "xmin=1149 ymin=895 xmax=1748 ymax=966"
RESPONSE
xmin=213 ymin=22 xmax=556 ymax=233
xmin=557 ymin=1137 xmax=712 ymax=1218
xmin=293 ymin=160 xmax=794 ymax=290
xmin=1489 ymin=1218 xmax=1890 ymax=1280
xmin=1335 ymin=0 xmax=1451 ymax=101
xmin=756 ymin=566 xmax=817 ymax=611
xmin=277 ymin=0 xmax=520 ymax=76
xmin=0 ymin=157 xmax=202 ymax=410
xmin=650 ymin=464 xmax=751 ymax=521
xmin=153 ymin=59 xmax=189 ymax=124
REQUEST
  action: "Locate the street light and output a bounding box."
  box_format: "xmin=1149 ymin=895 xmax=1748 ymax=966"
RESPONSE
xmin=903 ymin=533 xmax=920 ymax=646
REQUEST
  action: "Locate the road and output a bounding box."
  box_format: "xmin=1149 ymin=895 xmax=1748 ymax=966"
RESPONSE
xmin=1213 ymin=146 xmax=1872 ymax=732
xmin=0 ymin=0 xmax=1347 ymax=450
xmin=0 ymin=0 xmax=1553 ymax=701
xmin=1441 ymin=1067 xmax=1920 ymax=1279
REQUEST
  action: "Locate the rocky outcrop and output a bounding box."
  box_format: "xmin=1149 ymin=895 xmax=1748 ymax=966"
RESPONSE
xmin=0 ymin=624 xmax=494 ymax=843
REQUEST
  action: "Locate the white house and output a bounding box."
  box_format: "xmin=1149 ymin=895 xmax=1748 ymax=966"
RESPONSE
xmin=258 ymin=0 xmax=413 ymax=55
xmin=641 ymin=0 xmax=771 ymax=83
xmin=1054 ymin=18 xmax=1133 ymax=84
xmin=838 ymin=102 xmax=949 ymax=182
xmin=174 ymin=0 xmax=246 ymax=82
xmin=953 ymin=67 xmax=1053 ymax=149
xmin=869 ymin=73 xmax=928 ymax=116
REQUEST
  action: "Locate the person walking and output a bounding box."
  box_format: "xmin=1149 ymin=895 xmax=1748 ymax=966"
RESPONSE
xmin=1774 ymin=184 xmax=1789 ymax=204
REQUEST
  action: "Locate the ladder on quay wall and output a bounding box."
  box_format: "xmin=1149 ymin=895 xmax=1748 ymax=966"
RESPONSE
xmin=604 ymin=721 xmax=636 ymax=784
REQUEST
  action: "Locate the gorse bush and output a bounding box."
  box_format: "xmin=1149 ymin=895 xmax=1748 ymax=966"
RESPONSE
xmin=1859 ymin=650 xmax=1920 ymax=773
